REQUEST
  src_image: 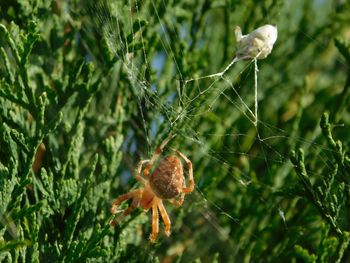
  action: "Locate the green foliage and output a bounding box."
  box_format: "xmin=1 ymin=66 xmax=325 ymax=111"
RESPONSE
xmin=1 ymin=0 xmax=350 ymax=262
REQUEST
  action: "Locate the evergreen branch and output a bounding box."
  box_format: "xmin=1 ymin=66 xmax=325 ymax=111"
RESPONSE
xmin=0 ymin=23 xmax=38 ymax=116
xmin=320 ymin=113 xmax=350 ymax=172
xmin=290 ymin=149 xmax=342 ymax=236
xmin=0 ymin=240 xmax=30 ymax=253
xmin=335 ymin=232 xmax=350 ymax=263
xmin=0 ymin=47 xmax=14 ymax=84
xmin=0 ymin=24 xmax=21 ymax=67
xmin=0 ymin=80 xmax=31 ymax=110
xmin=63 ymin=154 xmax=99 ymax=260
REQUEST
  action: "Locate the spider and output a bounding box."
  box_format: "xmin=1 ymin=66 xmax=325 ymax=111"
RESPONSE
xmin=110 ymin=135 xmax=194 ymax=243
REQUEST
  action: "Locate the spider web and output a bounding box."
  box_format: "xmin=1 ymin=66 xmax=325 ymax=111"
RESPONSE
xmin=82 ymin=0 xmax=349 ymax=260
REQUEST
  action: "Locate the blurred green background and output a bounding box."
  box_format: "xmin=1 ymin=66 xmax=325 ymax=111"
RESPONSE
xmin=1 ymin=0 xmax=350 ymax=262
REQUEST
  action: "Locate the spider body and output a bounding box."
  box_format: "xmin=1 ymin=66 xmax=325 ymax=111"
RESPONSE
xmin=149 ymin=155 xmax=184 ymax=199
xmin=110 ymin=136 xmax=194 ymax=243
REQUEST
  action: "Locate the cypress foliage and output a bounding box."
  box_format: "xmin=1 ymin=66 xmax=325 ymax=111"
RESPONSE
xmin=0 ymin=0 xmax=350 ymax=262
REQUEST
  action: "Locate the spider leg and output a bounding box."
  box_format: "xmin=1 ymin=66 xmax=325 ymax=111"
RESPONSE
xmin=158 ymin=200 xmax=171 ymax=236
xmin=110 ymin=193 xmax=133 ymax=215
xmin=176 ymin=150 xmax=194 ymax=193
xmin=149 ymin=202 xmax=159 ymax=243
xmin=169 ymin=194 xmax=184 ymax=207
xmin=136 ymin=159 xmax=150 ymax=184
xmin=143 ymin=134 xmax=176 ymax=177
xmin=110 ymin=189 xmax=143 ymax=226
xmin=110 ymin=206 xmax=136 ymax=226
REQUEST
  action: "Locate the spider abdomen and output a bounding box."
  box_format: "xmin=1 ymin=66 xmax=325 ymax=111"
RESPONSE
xmin=149 ymin=155 xmax=184 ymax=199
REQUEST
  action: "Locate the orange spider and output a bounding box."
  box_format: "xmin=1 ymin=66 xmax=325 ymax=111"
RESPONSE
xmin=110 ymin=135 xmax=194 ymax=243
